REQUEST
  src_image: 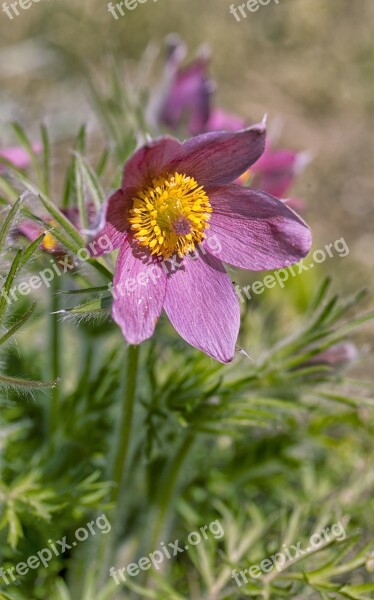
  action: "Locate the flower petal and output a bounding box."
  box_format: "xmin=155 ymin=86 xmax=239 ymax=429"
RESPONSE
xmin=252 ymin=149 xmax=298 ymax=197
xmin=253 ymin=148 xmax=299 ymax=173
xmin=122 ymin=137 xmax=183 ymax=192
xmin=160 ymin=59 xmax=212 ymax=135
xmin=252 ymin=148 xmax=312 ymax=198
xmin=283 ymin=197 xmax=305 ymax=212
xmin=87 ymin=189 xmax=128 ymax=256
xmin=112 ymin=244 xmax=167 ymax=345
xmin=164 ymin=254 xmax=240 ymax=363
xmin=206 ymin=108 xmax=247 ymax=132
xmin=205 ymin=185 xmax=312 ymax=270
xmin=171 ymin=122 xmax=266 ymax=187
xmin=307 ymin=342 xmax=358 ymax=367
xmin=16 ymin=219 xmax=43 ymax=242
xmin=0 ymin=143 xmax=41 ymax=171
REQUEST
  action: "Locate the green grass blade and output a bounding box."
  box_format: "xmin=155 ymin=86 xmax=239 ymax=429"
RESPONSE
xmin=0 ymin=301 xmax=36 ymax=346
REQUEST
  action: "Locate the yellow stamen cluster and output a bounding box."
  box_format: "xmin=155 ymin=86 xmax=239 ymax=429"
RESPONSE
xmin=42 ymin=220 xmax=59 ymax=252
xmin=129 ymin=172 xmax=212 ymax=259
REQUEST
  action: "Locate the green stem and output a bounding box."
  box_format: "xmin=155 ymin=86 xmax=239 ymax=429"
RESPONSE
xmin=148 ymin=431 xmax=195 ymax=554
xmin=49 ymin=275 xmax=60 ymax=436
xmin=111 ymin=344 xmax=140 ymax=504
xmin=95 ymin=344 xmax=140 ymax=589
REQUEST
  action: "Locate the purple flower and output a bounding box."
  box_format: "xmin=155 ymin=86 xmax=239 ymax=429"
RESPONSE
xmin=149 ymin=35 xmax=214 ymax=136
xmin=16 ymin=218 xmax=64 ymax=254
xmin=306 ymin=343 xmax=358 ymax=369
xmin=250 ymin=145 xmax=311 ymax=201
xmin=205 ymin=108 xmax=247 ymax=133
xmin=204 ymin=111 xmax=310 ymax=202
xmin=90 ymin=124 xmax=312 ymax=363
xmin=0 ymin=143 xmax=42 ymax=172
xmin=16 ymin=206 xmax=94 ymax=255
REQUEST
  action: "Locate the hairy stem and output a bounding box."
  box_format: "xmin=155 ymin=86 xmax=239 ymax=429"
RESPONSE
xmin=96 ymin=344 xmax=140 ymax=588
xmin=111 ymin=344 xmax=140 ymax=503
xmin=49 ymin=275 xmax=60 ymax=436
xmin=148 ymin=431 xmax=195 ymax=555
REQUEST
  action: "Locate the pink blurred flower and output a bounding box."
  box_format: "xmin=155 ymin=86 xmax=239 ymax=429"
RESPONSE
xmin=17 ymin=218 xmax=63 ymax=255
xmin=204 ymin=108 xmax=310 ymax=204
xmin=89 ymin=124 xmax=312 ymax=363
xmin=149 ymin=35 xmax=214 ymax=136
xmin=16 ymin=205 xmax=95 ymax=256
xmin=0 ymin=143 xmax=42 ymax=172
xmin=250 ymin=146 xmax=310 ymax=199
xmin=205 ymin=108 xmax=247 ymax=132
xmin=306 ymin=342 xmax=358 ymax=369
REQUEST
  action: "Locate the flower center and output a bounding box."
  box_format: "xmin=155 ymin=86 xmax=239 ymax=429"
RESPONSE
xmin=129 ymin=172 xmax=212 ymax=259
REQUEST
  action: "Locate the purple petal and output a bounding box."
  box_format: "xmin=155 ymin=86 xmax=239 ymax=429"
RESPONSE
xmin=160 ymin=58 xmax=213 ymax=135
xmin=205 ymin=185 xmax=312 ymax=270
xmin=164 ymin=254 xmax=240 ymax=363
xmin=87 ymin=189 xmax=128 ymax=256
xmin=146 ymin=34 xmax=187 ymax=131
xmin=307 ymin=342 xmax=358 ymax=368
xmin=252 ymin=148 xmax=311 ymax=198
xmin=112 ymin=244 xmax=167 ymax=344
xmin=283 ymin=197 xmax=305 ymax=212
xmin=253 ymin=148 xmax=298 ymax=173
xmin=0 ymin=147 xmax=32 ymax=171
xmin=171 ymin=122 xmax=266 ymax=188
xmin=62 ymin=204 xmax=97 ymax=231
xmin=16 ymin=219 xmax=44 ymax=242
xmin=254 ymin=170 xmax=294 ymax=199
xmin=205 ymin=108 xmax=247 ymax=132
xmin=0 ymin=143 xmax=41 ymax=171
xmin=122 ymin=137 xmax=183 ymax=193
xmin=15 ymin=218 xmax=63 ymax=255
xmin=151 ymin=36 xmax=213 ymax=136
xmin=164 ymin=33 xmax=187 ymax=65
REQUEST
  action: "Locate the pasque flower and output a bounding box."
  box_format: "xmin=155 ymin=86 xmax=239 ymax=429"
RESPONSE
xmin=149 ymin=35 xmax=214 ymax=136
xmin=90 ymin=124 xmax=312 ymax=362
